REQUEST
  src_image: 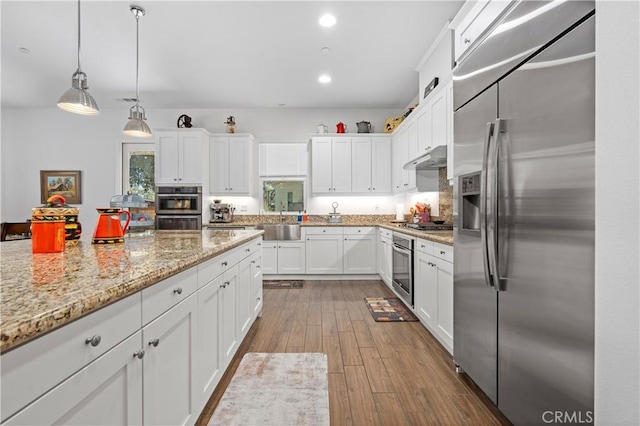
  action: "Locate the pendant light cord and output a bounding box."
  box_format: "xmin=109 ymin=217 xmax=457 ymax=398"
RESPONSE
xmin=76 ymin=0 xmax=82 ymax=73
xmin=135 ymin=12 xmax=140 ymax=104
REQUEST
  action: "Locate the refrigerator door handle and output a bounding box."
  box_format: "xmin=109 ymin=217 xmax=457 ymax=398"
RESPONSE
xmin=481 ymin=121 xmax=495 ymax=287
xmin=489 ymin=119 xmax=504 ymax=291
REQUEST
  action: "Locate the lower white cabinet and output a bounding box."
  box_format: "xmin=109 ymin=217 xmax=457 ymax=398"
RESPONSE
xmin=143 ymin=293 xmax=198 ymax=426
xmin=343 ymin=227 xmax=377 ymax=274
xmin=4 ymin=331 xmax=143 ymax=425
xmin=377 ymin=228 xmax=393 ymax=287
xmin=262 ymin=241 xmax=306 ymax=275
xmin=219 ymin=266 xmax=239 ymax=368
xmin=414 ymin=239 xmax=454 ymax=353
xmin=237 ymin=255 xmax=254 ymax=338
xmin=250 ymin=253 xmax=263 ymax=317
xmin=305 ymin=228 xmax=344 ymax=274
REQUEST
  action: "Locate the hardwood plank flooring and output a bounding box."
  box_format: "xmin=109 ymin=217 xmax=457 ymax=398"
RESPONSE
xmin=196 ymin=280 xmax=511 ymax=426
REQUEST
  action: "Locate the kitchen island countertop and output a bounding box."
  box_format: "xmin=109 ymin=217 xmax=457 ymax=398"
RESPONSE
xmin=0 ymin=229 xmax=263 ymax=352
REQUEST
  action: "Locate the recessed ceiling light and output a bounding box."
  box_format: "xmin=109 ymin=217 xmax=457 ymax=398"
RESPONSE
xmin=277 ymin=103 xmax=286 ymax=107
xmin=318 ymin=74 xmax=332 ymax=84
xmin=321 ymin=47 xmax=330 ymax=54
xmin=319 ymin=14 xmax=336 ymax=27
xmin=18 ymin=47 xmax=30 ymax=54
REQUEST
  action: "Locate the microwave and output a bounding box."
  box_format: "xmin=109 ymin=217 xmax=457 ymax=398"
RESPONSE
xmin=155 ymin=186 xmax=202 ymax=215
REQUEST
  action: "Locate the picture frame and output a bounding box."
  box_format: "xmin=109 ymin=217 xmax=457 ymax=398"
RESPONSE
xmin=40 ymin=170 xmax=82 ymax=204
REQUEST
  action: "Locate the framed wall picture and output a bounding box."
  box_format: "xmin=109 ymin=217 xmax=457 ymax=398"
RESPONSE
xmin=40 ymin=170 xmax=82 ymax=204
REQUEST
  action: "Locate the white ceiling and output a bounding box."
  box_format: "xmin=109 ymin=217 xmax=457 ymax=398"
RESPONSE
xmin=1 ymin=1 xmax=464 ymax=110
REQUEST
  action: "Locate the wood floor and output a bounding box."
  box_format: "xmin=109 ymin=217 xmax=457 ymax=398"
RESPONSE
xmin=196 ymin=280 xmax=511 ymax=426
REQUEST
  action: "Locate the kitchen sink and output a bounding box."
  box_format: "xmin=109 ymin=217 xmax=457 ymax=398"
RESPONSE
xmin=255 ymin=223 xmax=301 ymax=241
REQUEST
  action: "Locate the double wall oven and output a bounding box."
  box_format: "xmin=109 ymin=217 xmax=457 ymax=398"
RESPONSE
xmin=155 ymin=186 xmax=202 ymax=230
xmin=391 ymin=232 xmax=414 ymax=308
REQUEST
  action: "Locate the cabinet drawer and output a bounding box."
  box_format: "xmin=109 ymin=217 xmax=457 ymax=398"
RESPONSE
xmin=433 ymin=242 xmax=454 ymax=263
xmin=305 ymin=226 xmax=344 ymax=235
xmin=416 ymin=239 xmax=434 ymax=255
xmin=343 ymin=226 xmax=375 ymax=236
xmin=378 ymin=227 xmax=393 ymax=240
xmin=1 ymin=293 xmax=141 ymax=422
xmin=197 ymin=245 xmax=244 ymax=287
xmin=142 ymin=267 xmax=197 ymax=325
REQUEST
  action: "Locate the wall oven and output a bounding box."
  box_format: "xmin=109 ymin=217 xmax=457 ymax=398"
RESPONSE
xmin=155 ymin=186 xmax=202 ymax=230
xmin=391 ymin=232 xmax=414 ymax=308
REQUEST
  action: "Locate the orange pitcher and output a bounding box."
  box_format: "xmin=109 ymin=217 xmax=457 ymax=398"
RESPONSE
xmin=92 ymin=208 xmax=131 ymax=244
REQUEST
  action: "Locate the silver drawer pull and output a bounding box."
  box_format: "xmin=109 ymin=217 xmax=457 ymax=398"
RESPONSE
xmin=173 ymin=287 xmax=183 ymax=295
xmin=464 ymin=38 xmax=471 ymax=44
xmin=149 ymin=338 xmax=160 ymax=347
xmin=224 ymin=281 xmax=230 ymax=286
xmin=440 ymin=250 xmax=446 ymax=255
xmin=220 ymin=283 xmax=226 ymax=289
xmin=246 ymin=248 xmax=251 ymax=252
xmin=85 ymin=335 xmax=101 ymax=347
xmin=222 ymin=261 xmax=228 ymax=266
xmin=133 ymin=350 xmax=145 ymax=359
xmin=420 ymin=245 xmax=425 ymax=248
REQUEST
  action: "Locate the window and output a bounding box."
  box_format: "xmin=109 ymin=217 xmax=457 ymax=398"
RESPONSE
xmin=261 ymin=179 xmax=305 ymax=213
xmin=122 ymin=143 xmax=155 ymax=201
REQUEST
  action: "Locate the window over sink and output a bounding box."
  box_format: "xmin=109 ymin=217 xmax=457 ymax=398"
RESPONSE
xmin=261 ymin=179 xmax=306 ymax=213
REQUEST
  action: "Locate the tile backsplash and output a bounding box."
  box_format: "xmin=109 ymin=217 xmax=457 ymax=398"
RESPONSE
xmin=437 ymin=168 xmax=453 ymax=224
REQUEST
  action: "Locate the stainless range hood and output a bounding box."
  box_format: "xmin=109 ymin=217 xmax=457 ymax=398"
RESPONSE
xmin=403 ymin=145 xmax=447 ymax=170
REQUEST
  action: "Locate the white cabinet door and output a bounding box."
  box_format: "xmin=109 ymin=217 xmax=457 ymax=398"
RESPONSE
xmin=4 ymin=332 xmax=143 ymax=426
xmin=209 ymin=135 xmax=253 ymax=195
xmin=371 ymin=137 xmax=392 ymax=193
xmin=220 ymin=266 xmax=238 ymax=368
xmin=196 ymin=275 xmax=222 ymax=415
xmin=237 ymin=256 xmax=253 ymax=339
xmin=407 ymin=120 xmax=419 ymax=162
xmin=179 ymin=133 xmax=204 ymax=184
xmin=261 ymin=242 xmax=278 ymax=275
xmin=311 ymin=137 xmax=333 ymax=193
xmin=446 ymin=80 xmax=454 ymax=181
xmin=305 ymin=234 xmax=343 ymax=274
xmin=382 ymin=238 xmax=392 ymax=287
xmin=392 ymin=128 xmax=407 ymax=193
xmin=416 ymin=107 xmax=432 ymax=154
xmin=430 ymin=89 xmax=448 ymax=149
xmin=259 ymin=143 xmax=308 ymax=176
xmin=250 ymin=253 xmax=263 ymax=318
xmin=436 ymin=258 xmax=454 ymax=351
xmin=351 ymin=137 xmax=372 ymax=193
xmin=156 ymin=133 xmax=181 ymax=184
xmin=331 ymin=138 xmax=352 ymax=193
xmin=209 ymin=136 xmax=229 ymax=194
xmin=277 ymin=242 xmax=306 ymax=274
xmin=414 ymin=252 xmax=438 ymax=329
xmin=343 ymin=234 xmax=377 ymax=274
xmin=228 ymin=137 xmax=251 ymax=194
xmin=142 ymin=293 xmax=198 ymax=426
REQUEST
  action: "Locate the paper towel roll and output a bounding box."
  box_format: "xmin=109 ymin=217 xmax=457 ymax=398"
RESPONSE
xmin=395 ymin=204 xmax=404 ymax=221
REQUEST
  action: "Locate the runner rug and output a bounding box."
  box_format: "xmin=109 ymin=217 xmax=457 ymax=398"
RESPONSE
xmin=364 ymin=297 xmax=419 ymax=322
xmin=208 ymin=352 xmax=329 ymax=426
xmin=263 ymin=279 xmax=303 ymax=289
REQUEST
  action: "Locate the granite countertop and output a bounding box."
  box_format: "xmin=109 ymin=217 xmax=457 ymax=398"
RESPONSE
xmin=207 ymin=215 xmax=454 ymax=246
xmin=0 ymin=229 xmax=263 ymax=353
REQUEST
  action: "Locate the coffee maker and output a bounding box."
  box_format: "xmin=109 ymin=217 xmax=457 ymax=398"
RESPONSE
xmin=210 ymin=201 xmax=235 ymax=223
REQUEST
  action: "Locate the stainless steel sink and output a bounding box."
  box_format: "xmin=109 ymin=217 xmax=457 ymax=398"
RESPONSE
xmin=255 ymin=223 xmax=301 ymax=241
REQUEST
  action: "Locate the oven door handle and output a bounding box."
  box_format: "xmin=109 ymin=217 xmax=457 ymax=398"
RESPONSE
xmin=392 ymin=243 xmax=412 ymax=256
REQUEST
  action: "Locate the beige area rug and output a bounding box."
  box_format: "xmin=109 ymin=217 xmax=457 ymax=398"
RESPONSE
xmin=208 ymin=352 xmax=329 ymax=426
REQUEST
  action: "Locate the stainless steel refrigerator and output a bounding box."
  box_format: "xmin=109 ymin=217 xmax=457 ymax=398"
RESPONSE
xmin=452 ymin=1 xmax=595 ymax=425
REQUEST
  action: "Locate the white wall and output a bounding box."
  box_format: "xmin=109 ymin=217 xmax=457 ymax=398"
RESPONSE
xmin=594 ymin=2 xmax=640 ymax=425
xmin=0 ymin=106 xmax=405 ymax=226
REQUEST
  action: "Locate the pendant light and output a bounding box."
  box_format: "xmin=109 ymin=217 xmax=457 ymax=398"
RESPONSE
xmin=57 ymin=0 xmax=100 ymax=115
xmin=123 ymin=5 xmax=152 ymax=138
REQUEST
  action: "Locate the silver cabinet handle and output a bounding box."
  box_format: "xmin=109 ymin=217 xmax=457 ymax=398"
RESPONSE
xmin=440 ymin=250 xmax=446 ymax=255
xmin=229 ymin=188 xmax=233 ymax=190
xmin=464 ymin=38 xmax=471 ymax=44
xmin=133 ymin=350 xmax=145 ymax=359
xmin=85 ymin=335 xmax=101 ymax=347
xmin=220 ymin=283 xmax=226 ymax=289
xmin=256 ymin=265 xmax=261 ymax=269
xmin=173 ymin=287 xmax=183 ymax=295
xmin=251 ymin=260 xmax=255 ymax=264
xmin=222 ymin=261 xmax=228 ymax=266
xmin=224 ymin=281 xmax=230 ymax=286
xmin=257 ymin=242 xmax=261 ymax=246
xmin=420 ymin=244 xmax=426 ymax=249
xmin=257 ymin=297 xmax=261 ymax=301
xmin=149 ymin=338 xmax=160 ymax=347
xmin=246 ymin=248 xmax=251 ymax=252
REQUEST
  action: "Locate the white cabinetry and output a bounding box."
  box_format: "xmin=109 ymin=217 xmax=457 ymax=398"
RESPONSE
xmin=377 ymin=228 xmax=393 ymax=287
xmin=259 ymin=143 xmax=307 ymax=176
xmin=261 ymin=241 xmax=306 ymax=275
xmin=343 ymin=227 xmax=377 ymax=274
xmin=414 ymin=239 xmax=454 ymax=353
xmin=391 ymin=127 xmax=417 ymax=193
xmin=451 ymin=0 xmax=513 ymax=64
xmin=209 ymin=134 xmax=254 ymax=195
xmin=351 ymin=136 xmax=392 ymax=194
xmin=417 ymin=87 xmax=448 ymax=154
xmin=155 ymin=129 xmax=205 ymax=185
xmin=310 ymin=137 xmax=352 ymax=194
xmin=446 ymin=81 xmax=454 ymax=181
xmin=250 ymin=253 xmax=263 ymax=318
xmin=305 ymin=227 xmax=344 ymax=274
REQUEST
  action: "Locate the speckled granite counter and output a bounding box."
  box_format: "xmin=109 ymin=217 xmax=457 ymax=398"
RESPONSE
xmin=0 ymin=229 xmax=262 ymax=352
xmin=207 ymin=215 xmax=454 ymax=246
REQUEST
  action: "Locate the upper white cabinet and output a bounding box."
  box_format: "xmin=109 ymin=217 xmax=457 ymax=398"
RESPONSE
xmin=155 ymin=129 xmax=206 ymax=185
xmin=351 ymin=136 xmax=392 ymax=194
xmin=451 ymin=0 xmax=513 ymax=64
xmin=446 ymin=80 xmax=454 ymax=181
xmin=259 ymin=143 xmax=307 ymax=176
xmin=391 ymin=127 xmax=417 ymax=193
xmin=209 ymin=134 xmax=254 ymax=195
xmin=417 ymin=87 xmax=448 ymax=154
xmin=311 ymin=136 xmax=352 ymax=194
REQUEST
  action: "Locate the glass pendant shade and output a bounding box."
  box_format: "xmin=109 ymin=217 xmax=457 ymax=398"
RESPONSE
xmin=123 ymin=105 xmax=152 ymax=137
xmin=57 ymin=71 xmax=100 ymax=115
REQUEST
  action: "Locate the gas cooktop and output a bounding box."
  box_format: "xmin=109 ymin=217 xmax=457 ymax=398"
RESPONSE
xmin=401 ymin=222 xmax=453 ymax=231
